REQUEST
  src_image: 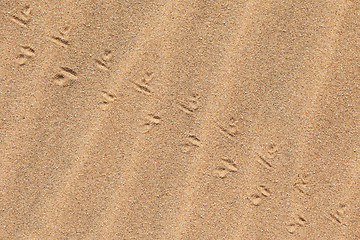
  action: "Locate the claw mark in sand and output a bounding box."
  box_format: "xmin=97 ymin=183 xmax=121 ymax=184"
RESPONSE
xmin=217 ymin=117 xmax=238 ymax=140
xmin=330 ymin=213 xmax=342 ymax=224
xmin=328 ymin=204 xmax=346 ymax=226
xmin=133 ymin=82 xmax=151 ymax=95
xmin=20 ymin=46 xmax=35 ymax=57
xmin=214 ymin=158 xmax=238 ymax=178
xmin=141 ymin=114 xmax=161 ymax=133
xmin=257 ymin=153 xmax=273 ymax=170
xmin=8 ymin=6 xmax=32 ymax=27
xmin=249 ymin=185 xmax=271 ymax=206
xmin=54 ymin=67 xmax=77 ymax=86
xmin=60 ymin=67 xmax=77 ymax=76
xmin=16 ymin=46 xmax=35 ymax=66
xmin=48 ymin=26 xmax=71 ymax=47
xmin=267 ymin=143 xmax=279 ymax=158
xmin=258 ymin=185 xmax=271 ymax=197
xmin=142 ymin=72 xmax=153 ymax=84
xmin=95 ymin=50 xmax=113 ymax=71
xmin=287 ymin=223 xmax=297 ymax=234
xmin=130 ymin=72 xmax=154 ymax=96
xmin=178 ymin=93 xmax=200 ymax=115
xmin=180 ymin=135 xmax=201 ymax=153
xmin=287 ymin=214 xmax=307 ymax=234
xmin=249 ymin=194 xmax=262 ymax=206
xmin=294 ymin=174 xmax=310 ymax=195
xmin=295 ymin=214 xmax=307 ymax=227
xmin=255 ymin=143 xmax=279 ymax=169
xmin=99 ymin=91 xmax=116 ymax=110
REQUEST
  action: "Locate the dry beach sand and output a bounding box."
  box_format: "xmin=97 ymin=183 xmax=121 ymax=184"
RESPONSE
xmin=0 ymin=0 xmax=359 ymax=239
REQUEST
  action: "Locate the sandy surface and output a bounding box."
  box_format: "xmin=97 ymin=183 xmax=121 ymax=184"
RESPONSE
xmin=1 ymin=1 xmax=359 ymax=239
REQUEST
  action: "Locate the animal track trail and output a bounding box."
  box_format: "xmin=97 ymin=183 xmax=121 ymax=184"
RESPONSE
xmin=248 ymin=185 xmax=271 ymax=206
xmin=49 ymin=26 xmax=71 ymax=48
xmin=177 ymin=93 xmax=200 ymax=115
xmin=94 ymin=50 xmax=113 ymax=71
xmin=8 ymin=5 xmax=32 ymax=27
xmin=99 ymin=91 xmax=116 ymax=110
xmin=53 ymin=67 xmax=78 ymax=87
xmin=180 ymin=134 xmax=201 ymax=153
xmin=214 ymin=158 xmax=238 ymax=179
xmin=16 ymin=46 xmax=35 ymax=66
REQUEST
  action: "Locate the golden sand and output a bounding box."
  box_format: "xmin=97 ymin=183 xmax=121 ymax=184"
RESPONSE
xmin=1 ymin=1 xmax=359 ymax=239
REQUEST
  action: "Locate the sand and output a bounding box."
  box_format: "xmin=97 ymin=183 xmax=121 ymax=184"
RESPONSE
xmin=0 ymin=1 xmax=359 ymax=239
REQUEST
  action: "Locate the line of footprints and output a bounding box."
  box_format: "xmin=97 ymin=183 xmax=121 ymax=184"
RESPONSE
xmin=286 ymin=203 xmax=347 ymax=234
xmin=10 ymin=5 xmax=349 ymax=232
xmin=9 ymin=5 xmax=114 ymax=82
xmin=9 ymin=5 xmax=158 ymax=115
xmin=9 ymin=5 xmax=205 ymax=122
xmin=10 ymin=5 xmax=120 ymax=112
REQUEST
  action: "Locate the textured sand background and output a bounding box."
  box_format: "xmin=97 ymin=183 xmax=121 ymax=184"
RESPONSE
xmin=1 ymin=1 xmax=359 ymax=239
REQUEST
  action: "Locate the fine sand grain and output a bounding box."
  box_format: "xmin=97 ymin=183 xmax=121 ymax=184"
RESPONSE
xmin=1 ymin=1 xmax=359 ymax=239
